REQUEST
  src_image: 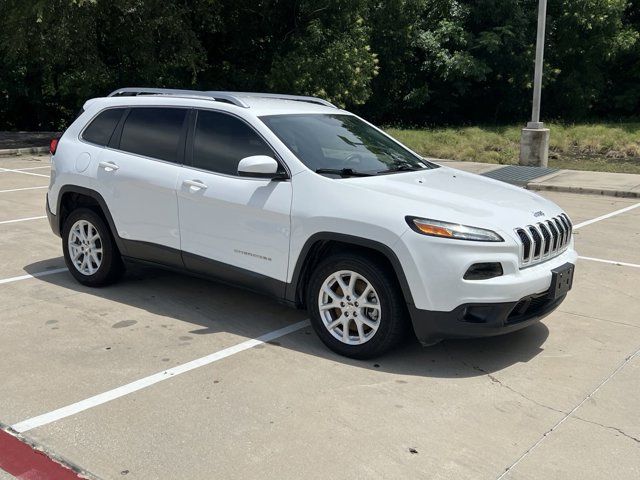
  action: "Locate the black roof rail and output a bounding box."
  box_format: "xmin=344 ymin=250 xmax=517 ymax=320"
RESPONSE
xmin=107 ymin=88 xmax=337 ymax=109
xmin=107 ymin=88 xmax=250 ymax=108
xmin=209 ymin=91 xmax=337 ymax=108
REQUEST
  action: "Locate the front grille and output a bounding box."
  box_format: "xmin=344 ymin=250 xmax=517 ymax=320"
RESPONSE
xmin=515 ymin=214 xmax=572 ymax=267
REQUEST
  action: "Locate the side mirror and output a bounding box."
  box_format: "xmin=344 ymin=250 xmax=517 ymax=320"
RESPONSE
xmin=237 ymin=155 xmax=282 ymax=179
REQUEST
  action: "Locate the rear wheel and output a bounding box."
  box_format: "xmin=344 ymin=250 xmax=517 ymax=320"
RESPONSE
xmin=306 ymin=253 xmax=407 ymax=358
xmin=62 ymin=208 xmax=124 ymax=286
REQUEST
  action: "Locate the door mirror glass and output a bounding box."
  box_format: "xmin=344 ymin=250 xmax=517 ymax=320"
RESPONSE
xmin=237 ymin=155 xmax=281 ymax=178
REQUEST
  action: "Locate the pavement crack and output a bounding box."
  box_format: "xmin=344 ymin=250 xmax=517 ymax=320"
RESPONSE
xmin=460 ymin=361 xmax=566 ymax=415
xmin=573 ymin=416 xmax=640 ymax=444
xmin=559 ymin=309 xmax=640 ymax=329
xmin=494 ymin=344 xmax=640 ymax=479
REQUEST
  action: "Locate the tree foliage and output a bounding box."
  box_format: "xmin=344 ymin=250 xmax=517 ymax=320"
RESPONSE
xmin=0 ymin=0 xmax=638 ymax=130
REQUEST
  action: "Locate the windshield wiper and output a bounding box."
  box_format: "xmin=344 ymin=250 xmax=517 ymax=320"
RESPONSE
xmin=378 ymin=163 xmax=422 ymax=174
xmin=315 ymin=168 xmax=374 ymax=177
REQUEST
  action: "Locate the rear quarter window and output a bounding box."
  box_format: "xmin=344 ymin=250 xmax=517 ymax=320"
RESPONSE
xmin=81 ymin=108 xmax=125 ymax=146
xmin=119 ymin=107 xmax=187 ymax=163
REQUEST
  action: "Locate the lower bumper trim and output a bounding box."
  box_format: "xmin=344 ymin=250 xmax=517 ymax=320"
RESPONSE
xmin=409 ymin=290 xmax=567 ymax=345
xmin=46 ymin=196 xmax=60 ymax=237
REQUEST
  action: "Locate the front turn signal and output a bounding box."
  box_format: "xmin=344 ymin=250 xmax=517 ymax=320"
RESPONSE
xmin=406 ymin=217 xmax=504 ymax=242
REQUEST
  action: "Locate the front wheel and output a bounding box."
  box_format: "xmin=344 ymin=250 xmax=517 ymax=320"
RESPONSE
xmin=62 ymin=208 xmax=124 ymax=287
xmin=306 ymin=253 xmax=408 ymax=359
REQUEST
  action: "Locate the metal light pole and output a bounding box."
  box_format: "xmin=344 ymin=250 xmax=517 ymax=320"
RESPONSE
xmin=520 ymin=0 xmax=550 ymax=167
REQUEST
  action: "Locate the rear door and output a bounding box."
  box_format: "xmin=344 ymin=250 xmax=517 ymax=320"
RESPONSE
xmin=176 ymin=109 xmax=292 ymax=296
xmin=94 ymin=107 xmax=187 ymax=265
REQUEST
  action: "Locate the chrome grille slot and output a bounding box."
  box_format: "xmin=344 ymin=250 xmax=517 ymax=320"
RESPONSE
xmin=546 ymin=220 xmax=559 ymax=252
xmin=554 ymin=217 xmax=566 ymax=247
xmin=516 ymin=229 xmax=532 ymax=262
xmin=515 ymin=214 xmax=572 ymax=267
xmin=528 ymin=226 xmax=542 ymax=258
xmin=539 ymin=223 xmax=551 ymax=256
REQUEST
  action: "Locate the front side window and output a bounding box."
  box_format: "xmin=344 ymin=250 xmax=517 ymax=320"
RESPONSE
xmin=82 ymin=108 xmax=125 ymax=146
xmin=260 ymin=114 xmax=437 ymax=176
xmin=193 ymin=110 xmax=274 ymax=175
xmin=119 ymin=108 xmax=187 ymax=162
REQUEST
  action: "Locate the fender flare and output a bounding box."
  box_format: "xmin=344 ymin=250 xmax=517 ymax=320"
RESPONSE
xmin=56 ymin=185 xmax=128 ymax=255
xmin=285 ymin=232 xmax=415 ymax=307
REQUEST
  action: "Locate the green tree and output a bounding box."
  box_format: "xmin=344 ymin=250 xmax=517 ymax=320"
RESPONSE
xmin=545 ymin=0 xmax=638 ymax=119
xmin=0 ymin=0 xmax=208 ymax=129
xmin=267 ymin=0 xmax=378 ymax=107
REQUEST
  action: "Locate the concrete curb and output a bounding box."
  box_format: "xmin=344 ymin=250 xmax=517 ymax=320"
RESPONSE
xmin=526 ymin=183 xmax=640 ymax=199
xmin=440 ymin=160 xmax=640 ymax=199
xmin=0 ymin=146 xmax=48 ymax=157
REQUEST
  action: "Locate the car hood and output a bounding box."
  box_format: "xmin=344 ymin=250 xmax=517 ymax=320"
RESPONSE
xmin=343 ymin=166 xmax=564 ymax=233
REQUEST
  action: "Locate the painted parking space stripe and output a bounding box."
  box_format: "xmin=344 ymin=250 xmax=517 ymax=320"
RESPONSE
xmin=578 ymin=256 xmax=640 ymax=269
xmin=573 ymin=202 xmax=640 ymax=230
xmin=0 ymin=185 xmax=48 ymax=194
xmin=0 ymin=428 xmax=85 ymax=480
xmin=0 ymin=268 xmax=68 ymax=285
xmin=0 ymin=167 xmax=49 ymax=178
xmin=13 ymin=166 xmax=50 ymax=171
xmin=11 ymin=320 xmax=310 ymax=433
xmin=0 ymin=215 xmax=46 ymax=225
xmin=0 ymin=166 xmax=51 ymax=172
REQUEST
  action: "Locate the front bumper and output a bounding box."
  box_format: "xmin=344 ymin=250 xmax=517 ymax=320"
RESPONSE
xmin=395 ymin=228 xmax=578 ymax=311
xmin=409 ymin=288 xmax=567 ymax=345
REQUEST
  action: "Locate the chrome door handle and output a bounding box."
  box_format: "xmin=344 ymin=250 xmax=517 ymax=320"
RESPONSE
xmin=183 ymin=179 xmax=208 ymax=190
xmin=98 ymin=161 xmax=119 ymax=172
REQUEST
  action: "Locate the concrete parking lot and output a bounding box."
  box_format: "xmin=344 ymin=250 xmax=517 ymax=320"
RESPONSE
xmin=1 ymin=155 xmax=639 ymax=480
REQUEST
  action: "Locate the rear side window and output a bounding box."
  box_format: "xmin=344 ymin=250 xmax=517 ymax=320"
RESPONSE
xmin=119 ymin=108 xmax=187 ymax=162
xmin=81 ymin=108 xmax=125 ymax=146
xmin=193 ymin=110 xmax=274 ymax=175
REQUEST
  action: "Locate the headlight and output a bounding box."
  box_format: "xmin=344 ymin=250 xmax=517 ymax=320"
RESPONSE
xmin=406 ymin=216 xmax=503 ymax=242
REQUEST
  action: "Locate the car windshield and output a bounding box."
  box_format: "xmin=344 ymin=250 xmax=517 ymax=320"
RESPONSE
xmin=260 ymin=114 xmax=438 ymax=176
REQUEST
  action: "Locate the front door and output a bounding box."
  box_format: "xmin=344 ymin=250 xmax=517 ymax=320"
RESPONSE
xmin=177 ymin=109 xmax=292 ymax=296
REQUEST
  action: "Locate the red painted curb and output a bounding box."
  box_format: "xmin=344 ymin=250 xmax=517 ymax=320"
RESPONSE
xmin=0 ymin=428 xmax=84 ymax=479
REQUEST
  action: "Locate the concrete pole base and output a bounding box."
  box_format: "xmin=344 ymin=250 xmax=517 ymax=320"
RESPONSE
xmin=519 ymin=126 xmax=550 ymax=167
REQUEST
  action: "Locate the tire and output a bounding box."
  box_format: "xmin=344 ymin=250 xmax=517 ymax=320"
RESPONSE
xmin=306 ymin=252 xmax=408 ymax=359
xmin=62 ymin=208 xmax=124 ymax=287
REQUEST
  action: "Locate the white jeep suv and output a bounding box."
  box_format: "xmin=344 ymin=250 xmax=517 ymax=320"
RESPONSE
xmin=47 ymin=88 xmax=577 ymax=358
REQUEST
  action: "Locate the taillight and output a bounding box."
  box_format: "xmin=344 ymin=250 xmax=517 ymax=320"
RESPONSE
xmin=49 ymin=138 xmax=59 ymax=155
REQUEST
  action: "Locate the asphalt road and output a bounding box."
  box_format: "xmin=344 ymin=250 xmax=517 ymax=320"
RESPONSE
xmin=1 ymin=155 xmax=639 ymax=479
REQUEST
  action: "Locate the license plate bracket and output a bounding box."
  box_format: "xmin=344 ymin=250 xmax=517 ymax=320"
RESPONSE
xmin=548 ymin=263 xmax=575 ymax=300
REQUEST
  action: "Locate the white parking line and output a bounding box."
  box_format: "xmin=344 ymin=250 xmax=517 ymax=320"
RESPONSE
xmin=0 ymin=185 xmax=48 ymax=194
xmin=0 ymin=268 xmax=68 ymax=285
xmin=573 ymin=202 xmax=640 ymax=230
xmin=0 ymin=167 xmax=49 ymax=178
xmin=11 ymin=320 xmax=310 ymax=433
xmin=0 ymin=215 xmax=46 ymax=225
xmin=578 ymin=256 xmax=640 ymax=269
xmin=4 ymin=166 xmax=51 ymax=171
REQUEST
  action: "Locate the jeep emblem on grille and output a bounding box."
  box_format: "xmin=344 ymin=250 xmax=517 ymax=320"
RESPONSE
xmin=533 ymin=210 xmax=545 ymax=218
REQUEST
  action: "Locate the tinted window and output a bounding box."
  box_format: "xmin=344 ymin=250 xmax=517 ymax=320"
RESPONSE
xmin=82 ymin=108 xmax=124 ymax=146
xmin=119 ymin=108 xmax=187 ymax=162
xmin=193 ymin=110 xmax=274 ymax=175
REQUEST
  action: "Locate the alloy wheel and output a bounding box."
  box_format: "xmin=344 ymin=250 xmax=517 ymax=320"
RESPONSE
xmin=317 ymin=270 xmax=381 ymax=345
xmin=68 ymin=219 xmax=103 ymax=275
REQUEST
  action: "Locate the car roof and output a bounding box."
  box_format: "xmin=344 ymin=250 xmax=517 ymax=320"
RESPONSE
xmin=84 ymin=91 xmax=346 ymax=117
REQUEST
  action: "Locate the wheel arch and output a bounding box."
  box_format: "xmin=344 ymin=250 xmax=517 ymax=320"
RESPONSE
xmin=57 ymin=185 xmax=127 ymax=255
xmin=286 ymin=233 xmax=415 ymax=308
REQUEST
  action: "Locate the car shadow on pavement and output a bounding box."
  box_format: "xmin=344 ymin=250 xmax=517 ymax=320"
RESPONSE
xmin=24 ymin=258 xmax=549 ymax=379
